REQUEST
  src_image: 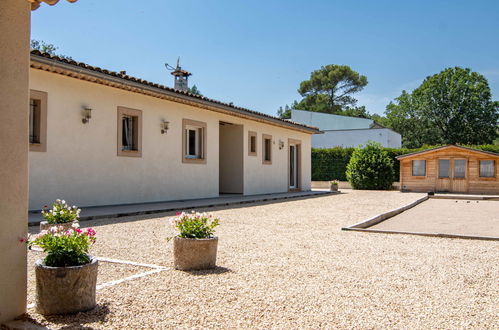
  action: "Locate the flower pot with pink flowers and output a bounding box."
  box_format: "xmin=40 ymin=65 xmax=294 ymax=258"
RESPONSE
xmin=28 ymin=223 xmax=98 ymax=315
xmin=39 ymin=199 xmax=81 ymax=231
xmin=169 ymin=211 xmax=219 ymax=271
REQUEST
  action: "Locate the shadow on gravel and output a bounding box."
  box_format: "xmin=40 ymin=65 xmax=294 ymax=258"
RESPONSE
xmin=29 ymin=303 xmax=111 ymax=329
xmin=185 ymin=266 xmax=233 ymax=276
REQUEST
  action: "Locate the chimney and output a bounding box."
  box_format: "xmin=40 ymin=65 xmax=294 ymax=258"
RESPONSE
xmin=170 ymin=57 xmax=192 ymax=92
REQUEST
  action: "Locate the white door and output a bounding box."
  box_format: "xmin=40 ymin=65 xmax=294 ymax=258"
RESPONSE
xmin=289 ymin=144 xmax=298 ymax=189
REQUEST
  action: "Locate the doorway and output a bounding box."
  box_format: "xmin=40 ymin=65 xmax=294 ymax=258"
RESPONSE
xmin=219 ymin=122 xmax=244 ymax=194
xmin=435 ymin=158 xmax=468 ymax=193
xmin=288 ymin=139 xmax=301 ymax=191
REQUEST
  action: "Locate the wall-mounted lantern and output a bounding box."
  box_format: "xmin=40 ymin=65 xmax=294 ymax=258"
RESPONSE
xmin=278 ymin=140 xmax=285 ymax=150
xmin=161 ymin=120 xmax=170 ymax=134
xmin=81 ymin=107 xmax=92 ymax=124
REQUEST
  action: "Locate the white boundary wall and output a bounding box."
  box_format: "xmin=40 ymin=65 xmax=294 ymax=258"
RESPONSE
xmin=312 ymin=128 xmax=401 ymax=148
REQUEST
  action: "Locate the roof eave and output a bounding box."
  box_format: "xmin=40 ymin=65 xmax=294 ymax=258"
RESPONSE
xmin=30 ymin=53 xmax=320 ymax=135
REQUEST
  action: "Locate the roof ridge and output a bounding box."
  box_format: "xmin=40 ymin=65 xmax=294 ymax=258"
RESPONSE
xmin=30 ymin=50 xmax=320 ymax=133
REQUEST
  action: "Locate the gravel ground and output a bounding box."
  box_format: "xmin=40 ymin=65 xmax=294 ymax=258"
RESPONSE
xmin=24 ymin=190 xmax=499 ymax=329
xmin=371 ymin=199 xmax=499 ymax=237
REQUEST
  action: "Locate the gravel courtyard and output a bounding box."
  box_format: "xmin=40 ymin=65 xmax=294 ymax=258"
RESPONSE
xmin=371 ymin=198 xmax=499 ymax=237
xmin=25 ymin=190 xmax=498 ymax=329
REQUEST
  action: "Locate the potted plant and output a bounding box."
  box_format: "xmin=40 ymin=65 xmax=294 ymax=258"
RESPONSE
xmin=28 ymin=224 xmax=98 ymax=315
xmin=330 ymin=179 xmax=339 ymax=192
xmin=40 ymin=199 xmax=81 ymax=231
xmin=169 ymin=211 xmax=219 ymax=271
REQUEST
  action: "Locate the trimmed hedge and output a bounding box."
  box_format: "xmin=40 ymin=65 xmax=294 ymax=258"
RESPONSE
xmin=312 ymin=144 xmax=499 ymax=182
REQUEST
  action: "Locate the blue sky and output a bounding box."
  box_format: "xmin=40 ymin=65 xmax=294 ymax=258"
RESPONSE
xmin=31 ymin=0 xmax=499 ymax=116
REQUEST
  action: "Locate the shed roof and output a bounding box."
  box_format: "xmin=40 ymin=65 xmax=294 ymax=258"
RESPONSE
xmin=396 ymin=145 xmax=499 ymax=160
xmin=30 ymin=51 xmax=321 ymax=134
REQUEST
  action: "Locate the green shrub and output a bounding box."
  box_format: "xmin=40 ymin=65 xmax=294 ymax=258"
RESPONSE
xmin=311 ymin=147 xmax=354 ymax=181
xmin=346 ymin=141 xmax=395 ymax=190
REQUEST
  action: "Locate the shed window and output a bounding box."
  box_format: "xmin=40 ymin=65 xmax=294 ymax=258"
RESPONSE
xmin=479 ymin=160 xmax=495 ymax=178
xmin=439 ymin=159 xmax=450 ymax=178
xmin=453 ymin=159 xmax=466 ymax=178
xmin=411 ymin=160 xmax=426 ymax=176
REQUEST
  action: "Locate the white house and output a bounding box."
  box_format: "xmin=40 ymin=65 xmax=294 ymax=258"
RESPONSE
xmin=28 ymin=51 xmax=320 ymax=210
xmin=291 ymin=109 xmax=401 ymax=148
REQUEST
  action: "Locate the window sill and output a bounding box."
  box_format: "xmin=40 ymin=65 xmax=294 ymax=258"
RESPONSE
xmin=183 ymin=157 xmax=206 ymax=164
xmin=118 ymin=149 xmax=142 ymax=158
xmin=29 ymin=143 xmax=46 ymax=152
xmin=262 ymin=160 xmax=272 ymax=165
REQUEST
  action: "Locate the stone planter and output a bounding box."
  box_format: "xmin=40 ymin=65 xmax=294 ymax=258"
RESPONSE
xmin=173 ymin=236 xmax=218 ymax=271
xmin=330 ymin=184 xmax=338 ymax=192
xmin=40 ymin=220 xmax=78 ymax=232
xmin=35 ymin=257 xmax=98 ymax=315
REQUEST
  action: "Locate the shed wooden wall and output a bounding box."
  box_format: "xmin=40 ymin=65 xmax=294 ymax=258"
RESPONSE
xmin=400 ymin=147 xmax=499 ymax=195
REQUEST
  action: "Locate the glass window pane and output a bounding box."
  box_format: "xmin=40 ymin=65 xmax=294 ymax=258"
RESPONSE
xmin=264 ymin=139 xmax=271 ymax=161
xmin=412 ymin=160 xmax=426 ymax=176
xmin=453 ymin=159 xmax=466 ymax=178
xmin=480 ymin=160 xmax=495 ymax=177
xmin=439 ymin=159 xmax=450 ymax=178
xmin=250 ymin=136 xmax=256 ymax=153
xmin=188 ymin=129 xmax=196 ymax=156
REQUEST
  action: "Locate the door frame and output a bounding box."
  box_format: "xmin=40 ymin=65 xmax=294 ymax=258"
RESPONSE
xmin=287 ymin=138 xmax=301 ymax=192
xmin=435 ymin=157 xmax=469 ymax=193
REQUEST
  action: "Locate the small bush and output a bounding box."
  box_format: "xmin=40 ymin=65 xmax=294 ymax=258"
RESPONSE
xmin=346 ymin=141 xmax=395 ymax=190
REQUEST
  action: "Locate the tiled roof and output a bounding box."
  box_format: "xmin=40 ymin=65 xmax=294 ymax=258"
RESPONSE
xmin=29 ymin=0 xmax=78 ymax=11
xmin=396 ymin=145 xmax=499 ymax=159
xmin=30 ymin=50 xmax=320 ymax=134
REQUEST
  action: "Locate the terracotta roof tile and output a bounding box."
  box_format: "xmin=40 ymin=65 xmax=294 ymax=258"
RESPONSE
xmin=30 ymin=50 xmax=320 ymax=133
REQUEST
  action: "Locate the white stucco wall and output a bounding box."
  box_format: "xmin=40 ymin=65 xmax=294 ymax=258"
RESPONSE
xmin=291 ymin=109 xmax=374 ymax=130
xmin=312 ymin=128 xmax=402 ymax=148
xmin=29 ymin=69 xmax=312 ymax=209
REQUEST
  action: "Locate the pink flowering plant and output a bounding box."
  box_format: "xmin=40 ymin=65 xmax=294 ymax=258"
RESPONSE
xmin=28 ymin=223 xmax=96 ymax=267
xmin=42 ymin=199 xmax=81 ymax=224
xmin=170 ymin=211 xmax=219 ymax=239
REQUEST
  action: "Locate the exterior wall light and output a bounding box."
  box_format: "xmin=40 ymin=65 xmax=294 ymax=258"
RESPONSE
xmin=161 ymin=120 xmax=170 ymax=134
xmin=279 ymin=140 xmax=285 ymax=150
xmin=82 ymin=107 xmax=92 ymax=124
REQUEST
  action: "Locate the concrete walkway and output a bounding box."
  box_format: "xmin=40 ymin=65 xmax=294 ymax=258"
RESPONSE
xmin=28 ymin=190 xmax=331 ymax=226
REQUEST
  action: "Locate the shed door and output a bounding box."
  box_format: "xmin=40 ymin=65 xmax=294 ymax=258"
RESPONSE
xmin=435 ymin=158 xmax=468 ymax=193
xmin=451 ymin=159 xmax=468 ymax=193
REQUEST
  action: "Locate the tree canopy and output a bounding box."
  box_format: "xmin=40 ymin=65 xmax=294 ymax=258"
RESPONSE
xmin=30 ymin=40 xmax=72 ymax=60
xmin=188 ymin=84 xmax=202 ymax=96
xmin=277 ymin=64 xmax=368 ymax=119
xmin=385 ymin=67 xmax=498 ymax=148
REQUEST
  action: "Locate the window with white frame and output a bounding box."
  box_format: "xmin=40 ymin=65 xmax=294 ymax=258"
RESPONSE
xmin=182 ymin=119 xmax=206 ymax=164
xmin=479 ymin=160 xmax=495 ymax=177
xmin=411 ymin=160 xmax=426 ymax=176
xmin=117 ymin=107 xmax=142 ymax=157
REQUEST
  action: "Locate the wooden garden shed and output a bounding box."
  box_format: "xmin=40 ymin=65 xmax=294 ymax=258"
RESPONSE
xmin=397 ymin=145 xmax=499 ymax=194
